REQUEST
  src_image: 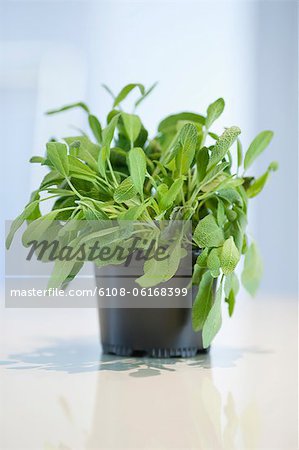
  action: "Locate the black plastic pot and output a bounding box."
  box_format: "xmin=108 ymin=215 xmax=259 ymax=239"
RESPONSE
xmin=96 ymin=251 xmax=211 ymax=357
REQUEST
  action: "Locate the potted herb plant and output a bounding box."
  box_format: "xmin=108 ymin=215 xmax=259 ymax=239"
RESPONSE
xmin=6 ymin=83 xmax=277 ymax=357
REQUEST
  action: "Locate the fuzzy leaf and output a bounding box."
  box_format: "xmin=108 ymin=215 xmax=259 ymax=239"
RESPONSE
xmin=220 ymin=237 xmax=240 ymax=275
xmin=194 ymin=214 xmax=224 ymax=248
xmin=208 ymin=126 xmax=241 ymax=169
xmin=207 ymin=248 xmax=221 ymax=278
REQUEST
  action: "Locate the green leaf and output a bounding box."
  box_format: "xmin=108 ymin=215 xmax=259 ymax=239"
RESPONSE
xmin=97 ymin=145 xmax=109 ymax=178
xmin=160 ymin=178 xmax=183 ymax=210
xmin=6 ymin=200 xmax=40 ymax=249
xmin=174 ymin=123 xmax=198 ymax=175
xmin=114 ymin=177 xmax=137 ymax=203
xmin=196 ymin=147 xmax=209 ymax=182
xmin=68 ymin=155 xmax=97 ymax=180
xmin=246 ymin=161 xmax=278 ymax=198
xmin=200 ymin=161 xmax=229 ymax=188
xmin=225 ymin=290 xmax=235 ymax=317
xmin=220 ymin=237 xmax=240 ymax=275
xmin=121 ymin=113 xmax=142 ymax=145
xmin=48 ymin=258 xmax=80 ymax=290
xmin=205 ymin=98 xmax=225 ymax=129
xmin=118 ymin=204 xmax=147 ymax=220
xmin=46 ymin=142 xmax=69 ymax=177
xmin=241 ymin=241 xmax=263 ymax=296
xmin=113 ymin=83 xmax=145 ymax=107
xmin=136 ymin=240 xmax=182 ymax=287
xmin=207 ymin=248 xmax=221 ymax=278
xmin=30 ymin=156 xmax=44 ymax=164
xmin=224 ymin=272 xmax=239 ymax=298
xmin=22 ymin=210 xmax=65 ymax=246
xmin=202 ymin=280 xmax=223 ymax=348
xmin=217 ymin=200 xmax=226 ymax=227
xmin=46 ymin=102 xmax=90 ymax=115
xmin=208 ymin=126 xmax=241 ymax=169
xmin=158 ymin=112 xmax=205 ymax=133
xmin=194 ymin=214 xmax=224 ymax=248
xmin=244 ymin=130 xmax=274 ymax=170
xmin=196 ymin=248 xmax=209 ymax=268
xmin=128 ymin=147 xmax=146 ymax=196
xmin=64 ymin=136 xmax=99 ymax=171
xmin=237 ymin=138 xmax=243 ymax=168
xmin=102 ymin=114 xmax=120 ymax=149
xmin=135 ymin=82 xmax=158 ymax=108
xmin=88 ymin=114 xmax=102 ymax=143
xmin=192 ymin=271 xmax=214 ymax=331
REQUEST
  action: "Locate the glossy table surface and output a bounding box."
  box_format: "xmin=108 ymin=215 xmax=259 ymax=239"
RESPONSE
xmin=0 ymin=295 xmax=297 ymax=450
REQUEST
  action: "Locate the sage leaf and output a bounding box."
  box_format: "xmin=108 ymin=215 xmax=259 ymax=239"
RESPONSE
xmin=46 ymin=102 xmax=90 ymax=115
xmin=135 ymin=82 xmax=158 ymax=108
xmin=160 ymin=178 xmax=183 ymax=210
xmin=158 ymin=112 xmax=205 ymax=133
xmin=224 ymin=272 xmax=239 ymax=298
xmin=68 ymin=155 xmax=97 ymax=180
xmin=196 ymin=147 xmax=209 ymax=182
xmin=196 ymin=248 xmax=209 ymax=268
xmin=22 ymin=210 xmax=64 ymax=246
xmin=114 ymin=177 xmax=137 ymax=203
xmin=241 ymin=241 xmax=263 ymax=296
xmin=122 ymin=113 xmax=142 ymax=145
xmin=175 ymin=123 xmax=198 ymax=175
xmin=88 ymin=114 xmax=102 ymax=143
xmin=194 ymin=214 xmax=224 ymax=248
xmin=128 ymin=147 xmax=146 ymax=196
xmin=225 ymin=290 xmax=235 ymax=317
xmin=64 ymin=136 xmax=99 ymax=171
xmin=237 ymin=138 xmax=243 ymax=168
xmin=102 ymin=114 xmax=120 ymax=149
xmin=217 ymin=200 xmax=226 ymax=227
xmin=220 ymin=236 xmax=240 ymax=275
xmin=202 ymin=280 xmax=223 ymax=348
xmin=200 ymin=161 xmax=229 ymax=188
xmin=207 ymin=248 xmax=221 ymax=278
xmin=6 ymin=200 xmax=40 ymax=249
xmin=205 ymin=98 xmax=225 ymax=130
xmin=208 ymin=126 xmax=241 ymax=170
xmin=30 ymin=156 xmax=44 ymax=164
xmin=46 ymin=142 xmax=69 ymax=177
xmin=113 ymin=83 xmax=145 ymax=107
xmin=192 ymin=271 xmax=213 ymax=331
xmin=246 ymin=161 xmax=278 ymax=198
xmin=136 ymin=240 xmax=182 ymax=287
xmin=244 ymin=130 xmax=274 ymax=170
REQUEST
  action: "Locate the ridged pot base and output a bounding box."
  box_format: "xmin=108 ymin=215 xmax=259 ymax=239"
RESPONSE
xmin=102 ymin=343 xmax=208 ymax=358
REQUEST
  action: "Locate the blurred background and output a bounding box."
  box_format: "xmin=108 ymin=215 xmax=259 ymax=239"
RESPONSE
xmin=1 ymin=0 xmax=298 ymax=299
